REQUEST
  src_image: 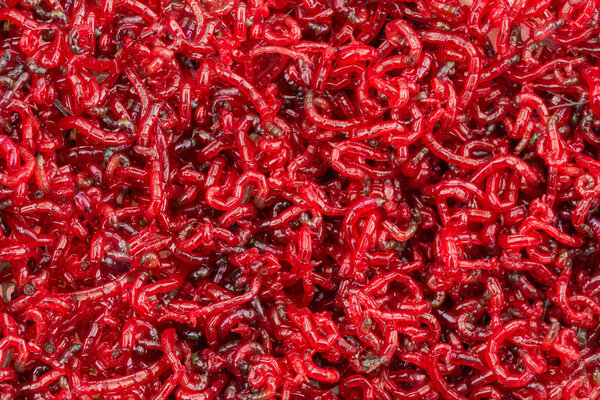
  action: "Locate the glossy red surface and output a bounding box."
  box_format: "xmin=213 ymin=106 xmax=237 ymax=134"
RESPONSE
xmin=0 ymin=0 xmax=600 ymax=399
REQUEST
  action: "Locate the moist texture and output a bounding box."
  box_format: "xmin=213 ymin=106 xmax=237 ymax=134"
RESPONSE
xmin=0 ymin=0 xmax=600 ymax=399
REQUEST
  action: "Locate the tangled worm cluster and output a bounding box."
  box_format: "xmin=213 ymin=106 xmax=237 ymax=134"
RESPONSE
xmin=0 ymin=0 xmax=600 ymax=399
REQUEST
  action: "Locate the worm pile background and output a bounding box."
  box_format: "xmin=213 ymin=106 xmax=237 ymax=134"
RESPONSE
xmin=1 ymin=0 xmax=600 ymax=399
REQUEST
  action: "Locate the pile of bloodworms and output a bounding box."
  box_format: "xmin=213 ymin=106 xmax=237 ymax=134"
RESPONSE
xmin=2 ymin=0 xmax=600 ymax=399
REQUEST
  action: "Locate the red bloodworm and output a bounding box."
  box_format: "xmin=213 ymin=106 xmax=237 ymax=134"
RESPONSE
xmin=304 ymin=90 xmax=365 ymax=131
xmin=19 ymin=368 xmax=65 ymax=394
xmin=214 ymin=64 xmax=273 ymax=121
xmin=77 ymin=357 xmax=170 ymax=394
xmin=427 ymin=344 xmax=467 ymax=400
xmin=469 ymin=154 xmax=544 ymax=184
xmin=119 ymin=0 xmax=159 ymax=23
xmin=56 ymin=117 xmax=132 ymax=146
xmin=0 ymin=8 xmax=49 ymax=30
xmin=421 ymin=129 xmax=485 ymax=170
xmin=419 ymin=31 xmax=480 ymax=111
xmin=189 ymin=277 xmax=261 ymax=321
xmin=485 ymin=320 xmax=536 ymax=387
xmin=331 ymin=141 xmax=391 ymax=180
